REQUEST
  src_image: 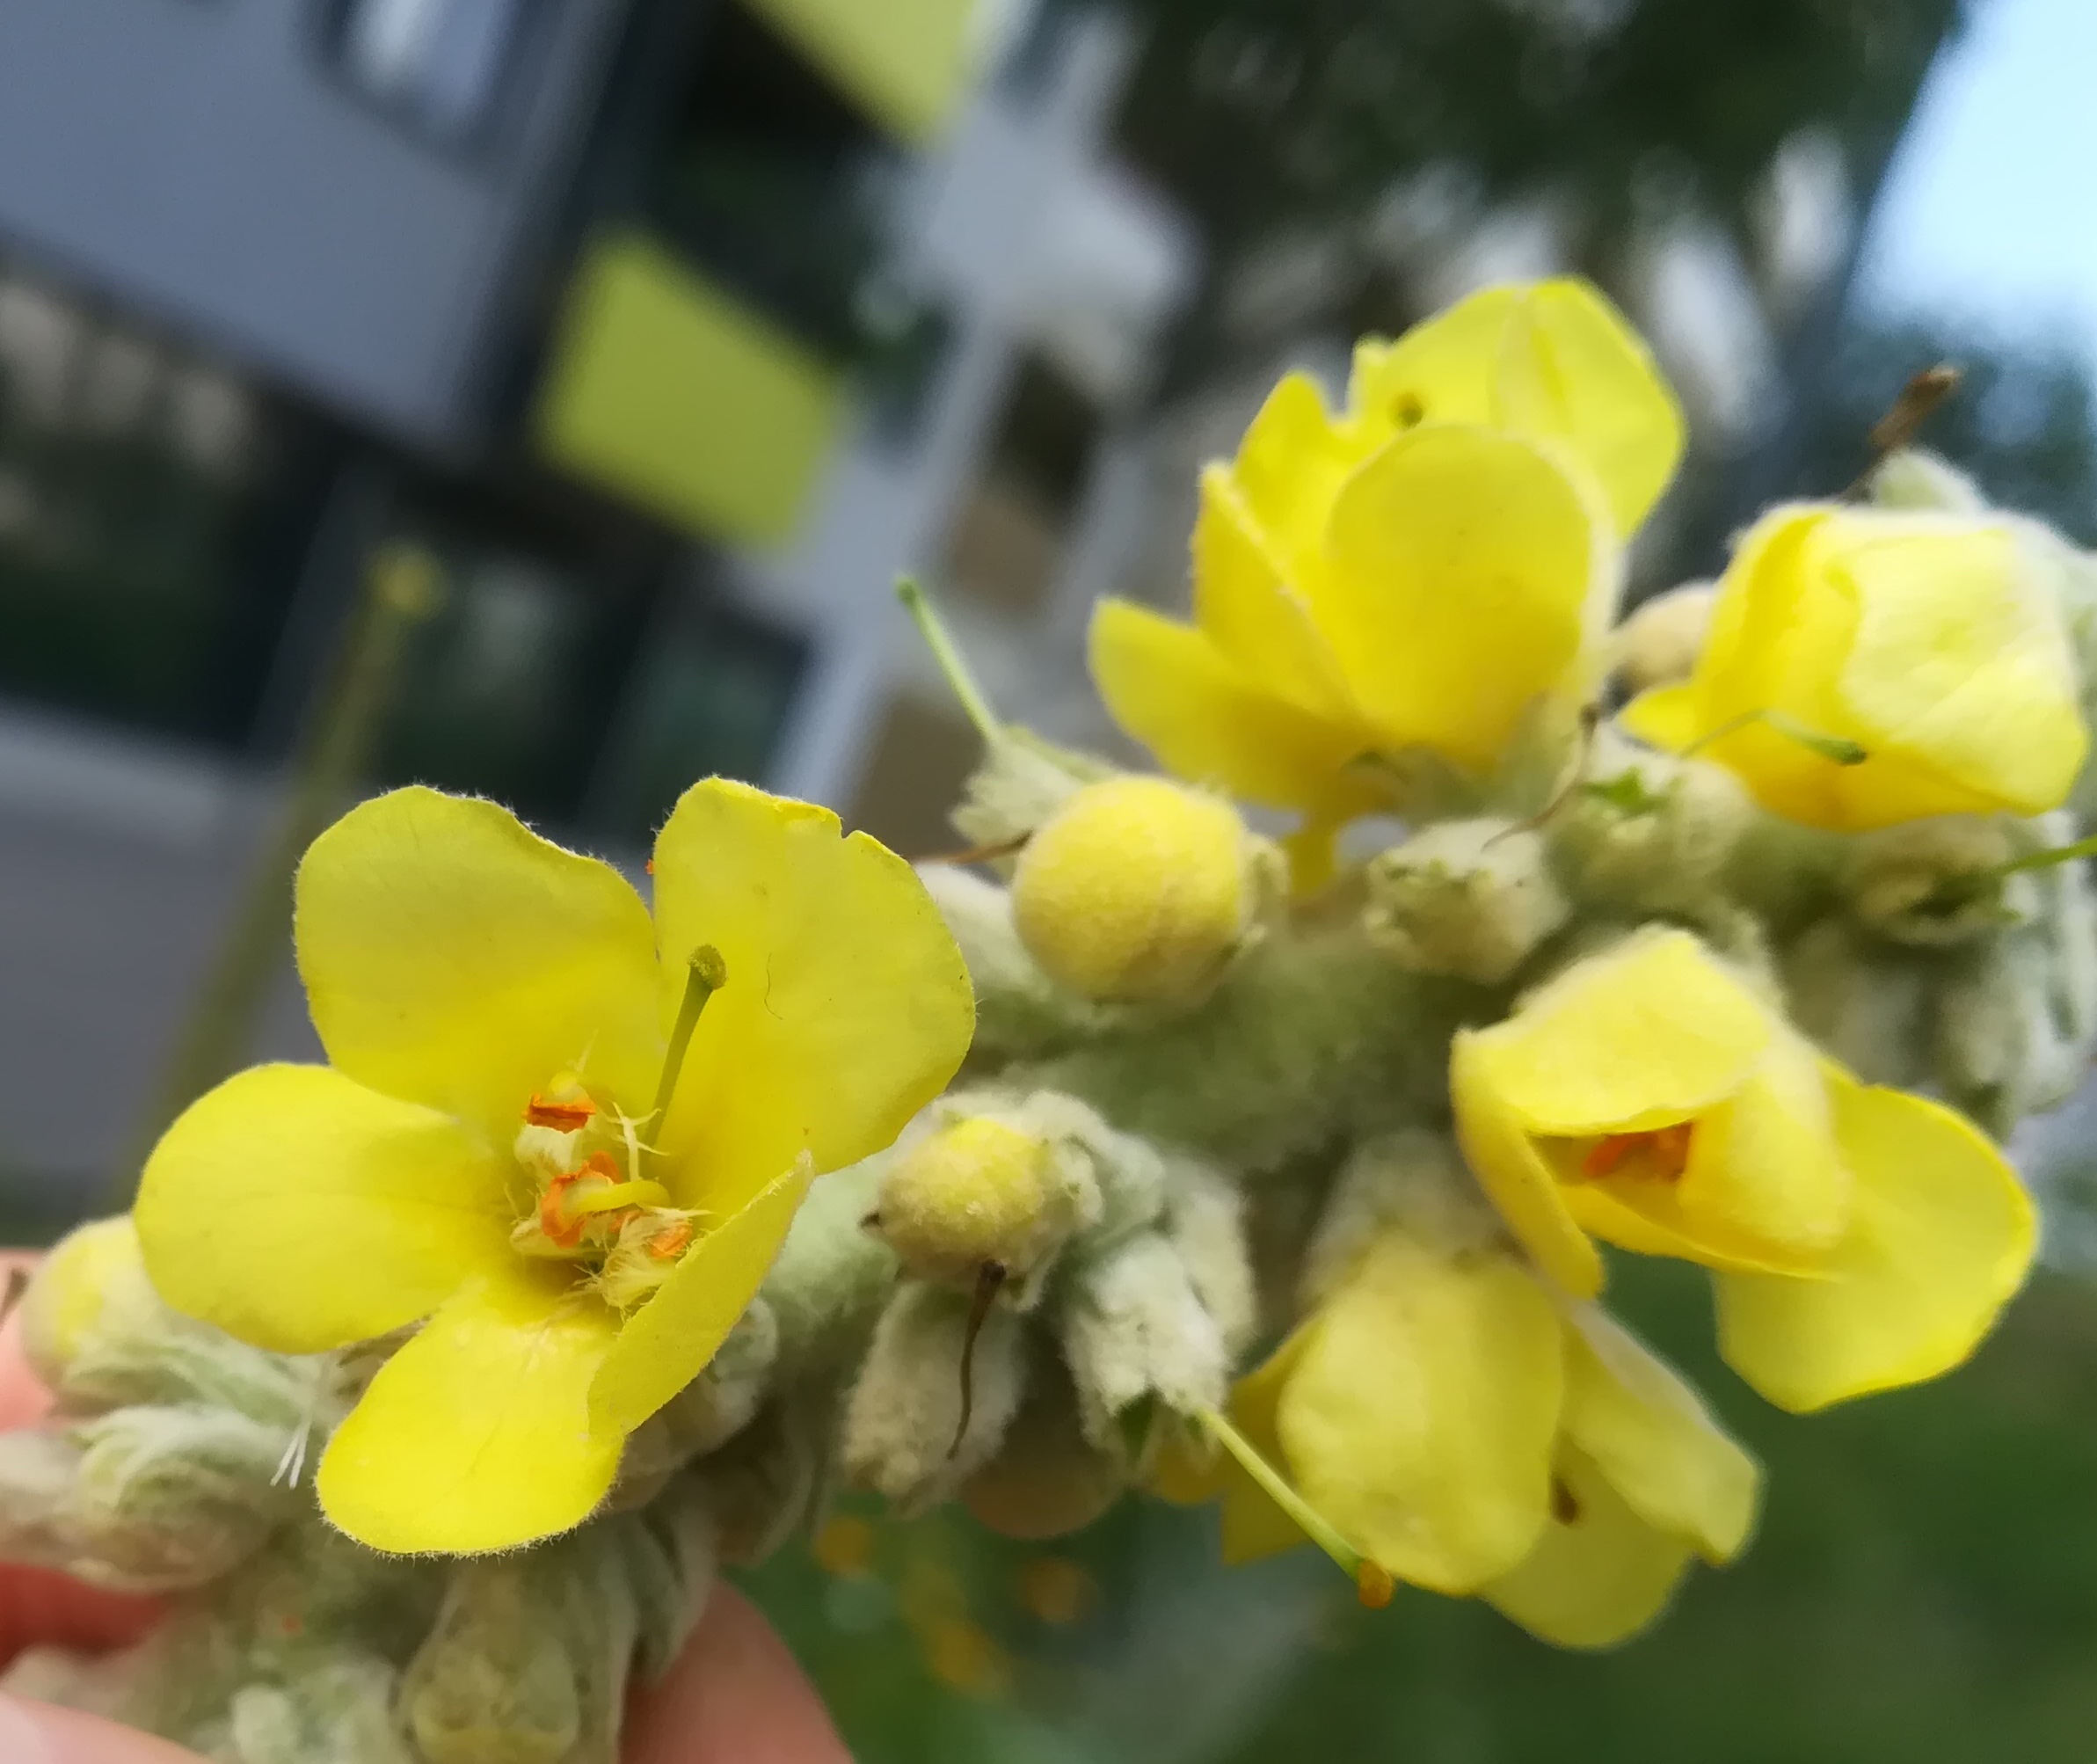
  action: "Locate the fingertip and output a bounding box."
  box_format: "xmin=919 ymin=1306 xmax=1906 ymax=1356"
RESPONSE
xmin=0 ymin=1695 xmax=207 ymax=1763
xmin=623 ymin=1585 xmax=850 ymax=1764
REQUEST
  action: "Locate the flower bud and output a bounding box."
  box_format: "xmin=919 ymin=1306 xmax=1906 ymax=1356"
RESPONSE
xmin=1612 ymin=582 xmax=1715 ymax=693
xmin=869 ymin=1108 xmax=1100 ymax=1295
xmin=1365 ymin=819 xmax=1569 ymax=985
xmin=1841 ymin=816 xmax=2025 ymax=947
xmin=1869 ymin=447 xmax=1987 ymax=514
xmin=18 ymin=1216 xmax=150 ymax=1393
xmin=1012 ymin=776 xmax=1269 ymax=1006
xmin=403 ymin=1561 xmax=581 ymax=1764
xmin=1550 ymin=739 xmax=1751 ymax=916
xmin=962 ymin=1357 xmax=1124 ymax=1541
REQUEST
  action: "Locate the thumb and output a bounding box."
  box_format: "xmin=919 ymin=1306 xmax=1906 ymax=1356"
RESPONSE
xmin=0 ymin=1697 xmax=206 ymax=1763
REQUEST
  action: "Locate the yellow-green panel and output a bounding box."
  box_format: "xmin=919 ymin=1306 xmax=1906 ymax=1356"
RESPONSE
xmin=746 ymin=0 xmax=979 ymax=143
xmin=535 ymin=235 xmax=841 ymax=548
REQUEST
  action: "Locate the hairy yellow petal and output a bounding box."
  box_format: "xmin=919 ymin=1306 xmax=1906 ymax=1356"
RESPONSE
xmin=1089 ymin=598 xmax=1380 ymax=818
xmin=1563 ymin=1308 xmax=1758 ymax=1564
xmin=1277 ymin=1233 xmax=1562 ymax=1593
xmin=1617 ymin=682 xmax=1700 ymax=754
xmin=296 ymin=788 xmax=662 ymax=1141
xmin=136 ymin=1063 xmax=505 ymax=1356
xmin=317 ymin=1265 xmax=623 ymax=1555
xmin=1717 ymin=1074 xmax=2036 ymax=1411
xmin=649 ymin=780 xmax=972 ymax=1215
xmin=1483 ymin=1448 xmax=1695 ymax=1650
xmin=1451 ymin=1031 xmax=1605 ymax=1300
xmin=1675 ymin=1030 xmax=1848 ymax=1260
xmin=1191 ymin=468 xmax=1352 ymax=718
xmin=1320 ymin=425 xmax=1615 ymax=774
xmin=1496 ymin=280 xmax=1686 ymax=536
xmin=1831 ymin=514 xmax=2086 ymax=817
xmin=1229 ymin=370 xmax=1364 ymax=567
xmin=1468 ymin=929 xmax=1772 ymax=1136
xmin=590 ymin=1158 xmax=814 ymax=1436
xmin=1352 ymin=279 xmax=1686 ymax=535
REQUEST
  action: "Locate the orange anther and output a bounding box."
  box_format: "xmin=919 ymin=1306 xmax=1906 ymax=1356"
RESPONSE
xmin=1581 ymin=1123 xmax=1693 ymax=1180
xmin=538 ymin=1172 xmax=586 ymax=1249
xmin=1582 ymin=1133 xmax=1638 ymax=1177
xmin=526 ymin=1094 xmax=597 ymax=1130
xmin=579 ymin=1149 xmax=621 ymax=1179
xmin=648 ymin=1219 xmax=695 ymax=1261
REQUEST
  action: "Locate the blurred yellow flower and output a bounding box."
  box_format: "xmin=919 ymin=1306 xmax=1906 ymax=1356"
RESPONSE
xmin=135 ymin=781 xmax=973 ymax=1555
xmin=1089 ymin=279 xmax=1682 ymax=863
xmin=1210 ymin=1226 xmax=1756 ymax=1649
xmin=1452 ymin=928 xmax=2035 ymax=1410
xmin=1621 ymin=504 xmax=2088 ymax=829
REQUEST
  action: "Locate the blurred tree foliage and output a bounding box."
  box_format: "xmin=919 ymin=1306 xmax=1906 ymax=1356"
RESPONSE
xmin=1118 ymin=0 xmax=1959 ymax=243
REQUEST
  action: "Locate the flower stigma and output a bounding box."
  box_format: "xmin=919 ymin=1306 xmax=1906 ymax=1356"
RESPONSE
xmin=1198 ymin=1407 xmax=1393 ymax=1610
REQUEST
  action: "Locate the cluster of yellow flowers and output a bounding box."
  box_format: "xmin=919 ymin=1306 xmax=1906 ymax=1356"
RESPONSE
xmin=14 ymin=276 xmax=2093 ymax=1753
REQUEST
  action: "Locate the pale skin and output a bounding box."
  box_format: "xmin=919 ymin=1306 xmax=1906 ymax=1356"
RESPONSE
xmin=0 ymin=1254 xmax=850 ymax=1764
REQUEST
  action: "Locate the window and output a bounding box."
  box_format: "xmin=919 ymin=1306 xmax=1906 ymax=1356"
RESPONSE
xmin=939 ymin=350 xmax=1103 ymax=615
xmin=334 ymin=0 xmax=530 ymax=139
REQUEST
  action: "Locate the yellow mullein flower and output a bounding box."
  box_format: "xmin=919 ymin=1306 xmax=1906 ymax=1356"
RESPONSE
xmin=135 ymin=781 xmax=973 ymax=1555
xmin=1451 ymin=927 xmax=2035 ymax=1411
xmin=1205 ymin=1230 xmax=1755 ymax=1649
xmin=1089 ymin=280 xmax=1682 ymax=863
xmin=1621 ymin=504 xmax=2088 ymax=829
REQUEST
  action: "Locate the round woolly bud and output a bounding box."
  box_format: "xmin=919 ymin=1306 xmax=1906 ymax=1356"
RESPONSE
xmin=1365 ymin=819 xmax=1569 ymax=985
xmin=18 ymin=1215 xmax=148 ymax=1390
xmin=1841 ymin=816 xmax=2026 ymax=948
xmin=1011 ymin=776 xmax=1256 ymax=1005
xmin=962 ymin=1360 xmax=1124 ymax=1541
xmin=1612 ymin=581 xmax=1716 ymax=693
xmin=872 ymin=1118 xmax=1066 ymax=1286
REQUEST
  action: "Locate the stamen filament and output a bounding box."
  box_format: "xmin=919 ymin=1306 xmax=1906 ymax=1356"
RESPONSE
xmin=1198 ymin=1407 xmax=1391 ymax=1607
xmin=896 ymin=577 xmax=1001 ymax=744
xmin=1679 ymin=708 xmax=1868 ymax=767
xmin=648 ymin=945 xmax=727 ymax=1152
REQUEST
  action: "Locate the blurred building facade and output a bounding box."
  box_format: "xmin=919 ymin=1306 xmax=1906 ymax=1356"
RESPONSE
xmin=0 ymin=0 xmax=1197 ymax=861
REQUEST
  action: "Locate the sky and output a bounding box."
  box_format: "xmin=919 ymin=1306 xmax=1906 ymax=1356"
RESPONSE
xmin=1855 ymin=0 xmax=2097 ymax=361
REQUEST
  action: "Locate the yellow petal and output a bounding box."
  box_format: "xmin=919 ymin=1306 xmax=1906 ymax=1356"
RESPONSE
xmin=1483 ymin=1448 xmax=1696 ymax=1650
xmin=1352 ymin=279 xmax=1686 ymax=535
xmin=1562 ymin=1308 xmax=1758 ymax=1563
xmin=1277 ymin=1233 xmax=1562 ymax=1593
xmin=1496 ymin=280 xmax=1687 ymax=537
xmin=1229 ymin=370 xmax=1364 ymax=567
xmin=1717 ymin=1074 xmax=2037 ymax=1411
xmin=296 ymin=788 xmax=662 ymax=1141
xmin=1451 ymin=1031 xmax=1605 ymax=1300
xmin=1319 ymin=424 xmax=1615 ymax=773
xmin=1190 ymin=467 xmax=1353 ymax=718
xmin=1348 ymin=287 xmax=1512 ymax=435
xmin=1675 ymin=1029 xmax=1848 ymax=1259
xmin=1466 ymin=929 xmax=1772 ymax=1136
xmin=589 ymin=1157 xmax=815 ymax=1436
xmin=1219 ymin=1323 xmax=1324 ymax=1565
xmin=1830 ymin=514 xmax=2087 ymax=819
xmin=1089 ymin=597 xmax=1380 ymax=818
xmin=1618 ymin=682 xmax=1700 ymax=753
xmin=317 ymin=1265 xmax=624 ymax=1554
xmin=649 ymin=780 xmax=973 ymax=1215
xmin=135 ymin=1063 xmax=506 ymax=1356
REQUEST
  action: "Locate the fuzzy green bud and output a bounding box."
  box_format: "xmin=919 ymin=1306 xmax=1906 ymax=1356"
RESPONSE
xmin=1365 ymin=819 xmax=1569 ymax=984
xmin=1551 ymin=736 xmax=1751 ymax=917
xmin=1840 ymin=816 xmax=2026 ymax=947
xmin=1060 ymin=1232 xmax=1228 ymax=1445
xmin=18 ymin=1215 xmax=150 ymax=1393
xmin=1012 ymin=776 xmax=1271 ymax=1005
xmin=1612 ymin=582 xmax=1716 ymax=693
